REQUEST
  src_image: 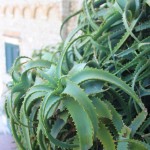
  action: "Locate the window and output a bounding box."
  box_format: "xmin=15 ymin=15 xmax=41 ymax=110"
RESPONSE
xmin=5 ymin=43 xmax=20 ymax=73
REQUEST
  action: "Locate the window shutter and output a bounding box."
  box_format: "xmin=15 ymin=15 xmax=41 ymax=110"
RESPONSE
xmin=5 ymin=43 xmax=20 ymax=73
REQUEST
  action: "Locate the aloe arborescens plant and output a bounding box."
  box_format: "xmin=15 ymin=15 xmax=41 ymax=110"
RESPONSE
xmin=5 ymin=0 xmax=150 ymax=149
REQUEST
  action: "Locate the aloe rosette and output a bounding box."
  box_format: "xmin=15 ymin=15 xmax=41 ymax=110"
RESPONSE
xmin=5 ymin=0 xmax=150 ymax=150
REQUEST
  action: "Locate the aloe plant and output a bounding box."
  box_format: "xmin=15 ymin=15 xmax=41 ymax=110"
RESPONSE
xmin=5 ymin=0 xmax=150 ymax=149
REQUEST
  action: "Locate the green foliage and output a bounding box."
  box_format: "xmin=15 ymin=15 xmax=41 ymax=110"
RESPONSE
xmin=5 ymin=0 xmax=150 ymax=149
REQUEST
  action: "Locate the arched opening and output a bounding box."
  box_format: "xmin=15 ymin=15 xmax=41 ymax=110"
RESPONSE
xmin=3 ymin=6 xmax=8 ymax=15
xmin=5 ymin=5 xmax=13 ymax=17
xmin=13 ymin=5 xmax=22 ymax=18
xmin=22 ymin=5 xmax=33 ymax=19
xmin=33 ymin=6 xmax=45 ymax=19
xmin=45 ymin=6 xmax=52 ymax=19
xmin=0 ymin=6 xmax=5 ymax=16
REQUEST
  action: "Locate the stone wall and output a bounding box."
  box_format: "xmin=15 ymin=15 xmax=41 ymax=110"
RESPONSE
xmin=61 ymin=0 xmax=83 ymax=39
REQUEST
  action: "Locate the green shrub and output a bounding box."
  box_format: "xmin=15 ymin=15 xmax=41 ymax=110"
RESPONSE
xmin=5 ymin=0 xmax=150 ymax=149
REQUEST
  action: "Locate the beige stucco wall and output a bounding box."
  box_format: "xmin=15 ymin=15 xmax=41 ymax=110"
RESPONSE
xmin=0 ymin=2 xmax=62 ymax=88
xmin=0 ymin=0 xmax=83 ymax=102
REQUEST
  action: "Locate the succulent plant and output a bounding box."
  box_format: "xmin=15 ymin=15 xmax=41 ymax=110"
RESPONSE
xmin=5 ymin=0 xmax=150 ymax=149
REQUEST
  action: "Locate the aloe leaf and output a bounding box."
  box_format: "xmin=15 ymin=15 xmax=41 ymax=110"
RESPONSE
xmin=73 ymin=44 xmax=83 ymax=60
xmin=122 ymin=3 xmax=140 ymax=43
xmin=127 ymin=139 xmax=150 ymax=150
xmin=105 ymin=101 xmax=124 ymax=132
xmin=37 ymin=69 xmax=57 ymax=87
xmin=60 ymin=9 xmax=82 ymax=39
xmin=117 ymin=125 xmax=131 ymax=150
xmin=132 ymin=60 xmax=150 ymax=90
xmin=57 ymin=34 xmax=91 ymax=78
xmin=20 ymin=105 xmax=32 ymax=150
xmin=139 ymin=117 xmax=150 ymax=133
xmin=22 ymin=60 xmax=51 ymax=73
xmin=10 ymin=118 xmax=25 ymax=150
xmin=50 ymin=112 xmax=69 ymax=149
xmin=109 ymin=89 xmax=128 ymax=114
xmin=116 ymin=44 xmax=138 ymax=58
xmin=68 ymin=63 xmax=86 ymax=76
xmin=80 ymin=80 xmax=104 ymax=95
xmin=83 ymin=0 xmax=98 ymax=30
xmin=70 ymin=68 xmax=145 ymax=109
xmin=36 ymin=120 xmax=47 ymax=150
xmin=97 ymin=121 xmax=116 ymax=150
xmin=23 ymin=84 xmax=52 ymax=113
xmin=116 ymin=0 xmax=127 ymax=9
xmin=50 ymin=119 xmax=66 ymax=148
xmin=7 ymin=93 xmax=29 ymax=127
xmin=91 ymin=97 xmax=112 ymax=119
xmin=63 ymin=80 xmax=99 ymax=136
xmin=39 ymin=94 xmax=77 ymax=149
xmin=64 ymin=98 xmax=93 ymax=150
xmin=116 ymin=47 xmax=150 ymax=74
xmin=24 ymin=91 xmax=46 ymax=117
xmin=94 ymin=12 xmax=121 ymax=39
xmin=135 ymin=20 xmax=150 ymax=31
xmin=25 ymin=85 xmax=51 ymax=98
xmin=129 ymin=110 xmax=148 ymax=137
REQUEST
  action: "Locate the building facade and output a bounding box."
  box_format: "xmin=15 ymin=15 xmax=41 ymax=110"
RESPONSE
xmin=0 ymin=0 xmax=82 ymax=99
